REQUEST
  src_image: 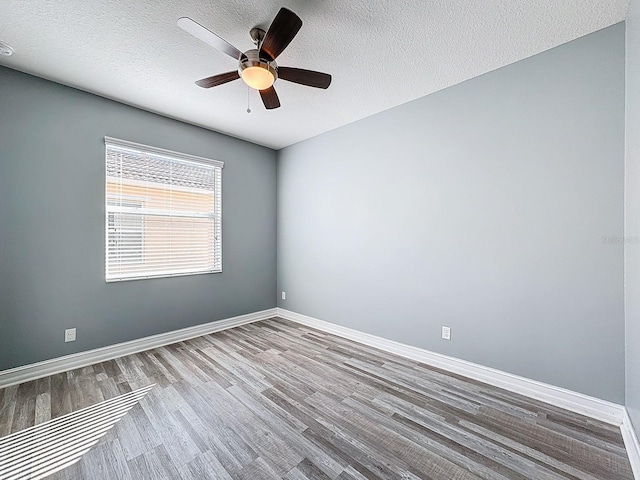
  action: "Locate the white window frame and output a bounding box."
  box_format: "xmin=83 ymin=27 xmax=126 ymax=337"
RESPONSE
xmin=105 ymin=137 xmax=223 ymax=282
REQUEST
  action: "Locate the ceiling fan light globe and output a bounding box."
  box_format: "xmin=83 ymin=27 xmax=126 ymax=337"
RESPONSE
xmin=242 ymin=66 xmax=275 ymax=90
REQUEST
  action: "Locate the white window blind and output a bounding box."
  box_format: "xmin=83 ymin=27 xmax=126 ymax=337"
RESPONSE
xmin=105 ymin=137 xmax=223 ymax=282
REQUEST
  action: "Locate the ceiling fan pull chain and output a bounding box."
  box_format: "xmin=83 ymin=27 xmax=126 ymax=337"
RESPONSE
xmin=247 ymin=86 xmax=251 ymax=113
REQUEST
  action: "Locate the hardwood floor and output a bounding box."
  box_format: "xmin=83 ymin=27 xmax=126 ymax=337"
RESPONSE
xmin=0 ymin=317 xmax=634 ymax=479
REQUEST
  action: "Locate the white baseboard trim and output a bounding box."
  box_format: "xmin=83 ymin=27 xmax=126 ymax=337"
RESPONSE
xmin=0 ymin=308 xmax=277 ymax=389
xmin=622 ymin=409 xmax=640 ymax=479
xmin=276 ymin=308 xmax=625 ymax=426
xmin=1 ymin=307 xmax=629 ymax=434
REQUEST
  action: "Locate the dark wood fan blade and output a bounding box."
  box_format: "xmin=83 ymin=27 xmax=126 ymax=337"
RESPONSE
xmin=177 ymin=17 xmax=243 ymax=60
xmin=277 ymin=67 xmax=331 ymax=89
xmin=259 ymin=8 xmax=302 ymax=62
xmin=195 ymin=71 xmax=240 ymax=88
xmin=259 ymin=86 xmax=281 ymax=109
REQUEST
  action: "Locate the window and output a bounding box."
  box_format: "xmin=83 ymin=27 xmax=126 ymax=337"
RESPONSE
xmin=107 ymin=199 xmax=144 ymax=264
xmin=105 ymin=137 xmax=223 ymax=282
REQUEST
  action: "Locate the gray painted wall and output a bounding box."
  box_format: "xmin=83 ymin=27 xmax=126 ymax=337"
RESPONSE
xmin=626 ymin=0 xmax=640 ymax=430
xmin=0 ymin=66 xmax=277 ymax=371
xmin=277 ymin=24 xmax=625 ymax=403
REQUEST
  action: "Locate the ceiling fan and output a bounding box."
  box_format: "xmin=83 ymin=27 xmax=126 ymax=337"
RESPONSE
xmin=177 ymin=8 xmax=332 ymax=110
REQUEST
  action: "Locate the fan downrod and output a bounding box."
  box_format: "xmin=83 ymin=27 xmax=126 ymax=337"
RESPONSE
xmin=249 ymin=27 xmax=266 ymax=47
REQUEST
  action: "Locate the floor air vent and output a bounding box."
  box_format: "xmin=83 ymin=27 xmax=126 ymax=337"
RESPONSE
xmin=0 ymin=384 xmax=154 ymax=480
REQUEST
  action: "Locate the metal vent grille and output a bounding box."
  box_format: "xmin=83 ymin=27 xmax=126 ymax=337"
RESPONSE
xmin=0 ymin=384 xmax=154 ymax=480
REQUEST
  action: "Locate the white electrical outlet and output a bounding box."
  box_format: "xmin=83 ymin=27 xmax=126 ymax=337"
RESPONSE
xmin=281 ymin=291 xmax=286 ymax=300
xmin=441 ymin=326 xmax=451 ymax=340
xmin=65 ymin=328 xmax=76 ymax=343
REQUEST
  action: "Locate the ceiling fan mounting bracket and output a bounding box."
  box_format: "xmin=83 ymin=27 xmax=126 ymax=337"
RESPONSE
xmin=249 ymin=27 xmax=266 ymax=47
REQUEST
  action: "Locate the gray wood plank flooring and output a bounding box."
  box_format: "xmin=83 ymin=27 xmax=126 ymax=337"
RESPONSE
xmin=0 ymin=317 xmax=634 ymax=479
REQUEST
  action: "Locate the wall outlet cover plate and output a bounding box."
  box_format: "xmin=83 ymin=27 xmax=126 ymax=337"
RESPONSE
xmin=442 ymin=326 xmax=451 ymax=340
xmin=65 ymin=328 xmax=76 ymax=342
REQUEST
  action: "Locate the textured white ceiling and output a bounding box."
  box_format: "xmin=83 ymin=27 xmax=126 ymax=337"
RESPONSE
xmin=0 ymin=0 xmax=630 ymax=149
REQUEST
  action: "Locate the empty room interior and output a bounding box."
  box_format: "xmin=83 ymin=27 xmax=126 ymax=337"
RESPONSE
xmin=1 ymin=1 xmax=640 ymax=479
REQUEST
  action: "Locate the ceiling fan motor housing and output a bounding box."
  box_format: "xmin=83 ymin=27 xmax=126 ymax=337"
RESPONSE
xmin=239 ymin=49 xmax=278 ymax=86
